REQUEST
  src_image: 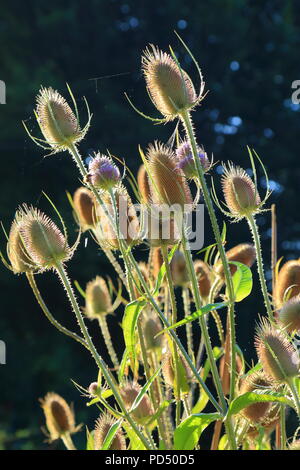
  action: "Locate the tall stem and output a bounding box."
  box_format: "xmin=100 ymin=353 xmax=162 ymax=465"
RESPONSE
xmin=182 ymin=287 xmax=193 ymax=358
xmin=98 ymin=316 xmax=119 ymax=370
xmin=287 ymin=378 xmax=300 ymax=420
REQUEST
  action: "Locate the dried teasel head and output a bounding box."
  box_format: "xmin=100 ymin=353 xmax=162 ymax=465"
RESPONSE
xmin=94 ymin=413 xmax=126 ymax=450
xmin=279 ymin=296 xmax=300 ymax=333
xmin=215 ymin=243 xmax=256 ymax=278
xmin=86 ymin=153 xmax=121 ymax=190
xmin=170 ymin=249 xmax=190 ymax=286
xmin=33 ymin=87 xmax=88 ymax=152
xmin=120 ymin=381 xmax=154 ymax=424
xmin=194 ymin=260 xmax=211 ymax=299
xmin=176 ymin=141 xmax=210 ymax=179
xmin=40 ymin=392 xmax=78 ymax=442
xmin=141 ymin=309 xmax=165 ymax=353
xmin=221 ymin=163 xmax=261 ymax=220
xmin=274 ymin=259 xmax=300 ymax=310
xmin=246 ymin=403 xmax=280 ymax=441
xmin=137 ymin=164 xmax=152 ymax=204
xmin=84 ymin=276 xmax=112 ymax=318
xmin=73 ymin=187 xmax=97 ymax=231
xmin=239 ymin=371 xmax=275 ymax=423
xmin=255 ymin=318 xmax=299 ymax=382
xmin=146 ymin=141 xmax=193 ymax=209
xmin=142 ymin=45 xmax=197 ymax=121
xmin=12 ymin=205 xmax=72 ymax=270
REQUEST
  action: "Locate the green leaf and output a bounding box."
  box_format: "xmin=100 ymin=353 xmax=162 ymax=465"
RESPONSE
xmin=227 ymin=261 xmax=253 ymax=302
xmin=192 ymin=347 xmax=222 ymax=414
xmin=174 ymin=413 xmax=222 ymax=450
xmin=101 ymin=418 xmax=123 ymax=450
xmin=124 ymin=424 xmax=147 ymax=450
xmin=157 ymin=302 xmax=227 ymax=336
xmin=227 ymin=391 xmax=294 ymax=417
xmin=122 ymin=298 xmax=147 ymax=365
xmin=118 ymin=348 xmax=130 ymax=382
xmin=130 ymin=362 xmax=163 ymax=413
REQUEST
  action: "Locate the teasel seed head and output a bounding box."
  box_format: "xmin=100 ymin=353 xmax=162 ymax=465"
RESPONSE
xmin=289 ymin=439 xmax=300 ymax=450
xmin=239 ymin=371 xmax=274 ymax=423
xmin=215 ymin=243 xmax=256 ymax=278
xmin=7 ymin=218 xmax=38 ymax=274
xmin=221 ymin=163 xmax=261 ymax=219
xmin=14 ymin=205 xmax=72 ymax=270
xmin=86 ymin=153 xmax=121 ymax=190
xmin=35 ymin=87 xmax=85 ymax=151
xmin=94 ymin=413 xmax=126 ymax=450
xmin=73 ymin=187 xmax=97 ymax=231
xmin=162 ymin=350 xmax=193 ymax=395
xmin=274 ymin=259 xmax=300 ymax=310
xmin=88 ymin=382 xmax=99 ymax=397
xmin=146 ymin=141 xmax=193 ymax=209
xmin=151 ymin=247 xmax=164 ymax=280
xmin=141 ymin=310 xmax=165 ymax=352
xmin=137 ymin=164 xmax=151 ymax=204
xmin=147 ymin=214 xmax=179 ymax=247
xmin=194 ymin=260 xmax=211 ymax=299
xmin=142 ymin=45 xmax=197 ymax=121
xmin=170 ymin=249 xmax=190 ymax=286
xmin=84 ymin=276 xmax=112 ymax=318
xmin=120 ymin=381 xmax=154 ymax=424
xmin=279 ymin=296 xmax=300 ymax=333
xmin=255 ymin=318 xmax=299 ymax=382
xmin=176 ymin=141 xmax=210 ymax=179
xmin=246 ymin=403 xmax=280 ymax=441
xmin=40 ymin=392 xmax=77 ymax=441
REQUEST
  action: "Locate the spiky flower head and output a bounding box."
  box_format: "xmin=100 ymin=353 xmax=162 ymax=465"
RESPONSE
xmin=170 ymin=249 xmax=190 ymax=286
xmin=255 ymin=318 xmax=299 ymax=382
xmin=137 ymin=164 xmax=151 ymax=204
xmin=84 ymin=276 xmax=112 ymax=318
xmin=86 ymin=153 xmax=121 ymax=190
xmin=194 ymin=260 xmax=211 ymax=299
xmin=7 ymin=218 xmax=38 ymax=274
xmin=141 ymin=309 xmax=165 ymax=352
xmin=239 ymin=371 xmax=274 ymax=423
xmin=120 ymin=381 xmax=154 ymax=424
xmin=40 ymin=392 xmax=78 ymax=442
xmin=142 ymin=45 xmax=197 ymax=121
xmin=12 ymin=205 xmax=72 ymax=270
xmin=73 ymin=187 xmax=97 ymax=231
xmin=35 ymin=87 xmax=87 ymax=152
xmin=216 ymin=243 xmax=256 ymax=278
xmin=221 ymin=163 xmax=261 ymax=220
xmin=146 ymin=141 xmax=192 ymax=209
xmin=162 ymin=350 xmax=193 ymax=396
xmin=94 ymin=413 xmax=126 ymax=450
xmin=279 ymin=296 xmax=300 ymax=333
xmin=274 ymin=259 xmax=300 ymax=310
xmin=176 ymin=141 xmax=210 ymax=179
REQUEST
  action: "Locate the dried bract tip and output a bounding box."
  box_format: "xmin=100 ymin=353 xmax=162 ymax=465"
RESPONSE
xmin=194 ymin=260 xmax=211 ymax=299
xmin=239 ymin=372 xmax=274 ymax=423
xmin=40 ymin=392 xmax=77 ymax=441
xmin=274 ymin=259 xmax=300 ymax=310
xmin=221 ymin=163 xmax=261 ymax=219
xmin=73 ymin=187 xmax=96 ymax=231
xmin=279 ymin=296 xmax=300 ymax=333
xmin=255 ymin=319 xmax=299 ymax=382
xmin=176 ymin=141 xmax=210 ymax=179
xmin=142 ymin=45 xmax=197 ymax=120
xmin=86 ymin=153 xmax=121 ymax=190
xmin=85 ymin=276 xmax=112 ymax=318
xmin=120 ymin=381 xmax=153 ymax=424
xmin=94 ymin=413 xmax=126 ymax=450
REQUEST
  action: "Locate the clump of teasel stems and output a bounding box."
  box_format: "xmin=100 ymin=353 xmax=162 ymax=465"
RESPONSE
xmin=2 ymin=34 xmax=300 ymax=452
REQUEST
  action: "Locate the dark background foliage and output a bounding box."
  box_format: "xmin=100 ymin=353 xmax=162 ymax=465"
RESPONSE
xmin=0 ymin=0 xmax=300 ymax=449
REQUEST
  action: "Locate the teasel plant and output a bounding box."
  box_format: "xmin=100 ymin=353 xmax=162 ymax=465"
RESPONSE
xmin=2 ymin=33 xmax=300 ymax=451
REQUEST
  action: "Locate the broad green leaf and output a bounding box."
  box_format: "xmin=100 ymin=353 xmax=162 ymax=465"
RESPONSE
xmin=101 ymin=418 xmax=123 ymax=450
xmin=124 ymin=424 xmax=147 ymax=450
xmin=174 ymin=413 xmax=222 ymax=450
xmin=122 ymin=298 xmax=147 ymax=365
xmin=146 ymin=400 xmax=173 ymax=427
xmin=151 ymin=244 xmax=179 ymax=296
xmin=227 ymin=261 xmax=253 ymax=302
xmin=227 ymin=391 xmax=294 ymax=417
xmin=157 ymin=302 xmax=227 ymax=336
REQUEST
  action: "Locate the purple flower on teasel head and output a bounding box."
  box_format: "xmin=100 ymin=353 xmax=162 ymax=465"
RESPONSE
xmin=176 ymin=141 xmax=210 ymax=179
xmin=86 ymin=153 xmax=121 ymax=190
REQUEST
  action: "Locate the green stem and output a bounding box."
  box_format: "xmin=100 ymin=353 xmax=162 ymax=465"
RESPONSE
xmin=182 ymin=287 xmax=193 ymax=358
xmin=98 ymin=316 xmax=119 ymax=370
xmin=247 ymin=213 xmax=274 ymax=321
xmin=61 ymin=432 xmax=76 ymax=450
xmin=287 ymin=377 xmax=300 ymax=420
xmin=280 ymin=405 xmax=286 ymax=450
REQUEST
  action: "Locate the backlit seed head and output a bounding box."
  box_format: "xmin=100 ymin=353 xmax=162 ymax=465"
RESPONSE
xmin=40 ymin=392 xmax=77 ymax=441
xmin=162 ymin=350 xmax=193 ymax=393
xmin=146 ymin=141 xmax=193 ymax=209
xmin=137 ymin=164 xmax=151 ymax=204
xmin=142 ymin=45 xmax=197 ymax=120
xmin=170 ymin=250 xmax=189 ymax=286
xmin=94 ymin=413 xmax=126 ymax=450
xmin=289 ymin=439 xmax=300 ymax=450
xmin=194 ymin=260 xmax=211 ymax=299
xmin=7 ymin=219 xmax=38 ymax=274
xmin=14 ymin=206 xmax=71 ymax=269
xmin=147 ymin=215 xmax=179 ymax=247
xmin=35 ymin=87 xmax=84 ymax=150
xmin=247 ymin=404 xmax=280 ymax=440
xmin=120 ymin=381 xmax=154 ymax=424
xmin=141 ymin=310 xmax=165 ymax=352
xmin=279 ymin=296 xmax=300 ymax=333
xmin=239 ymin=372 xmax=274 ymax=423
xmin=221 ymin=163 xmax=261 ymax=219
xmin=73 ymin=187 xmax=97 ymax=231
xmin=86 ymin=154 xmax=121 ymax=190
xmin=215 ymin=243 xmax=256 ymax=278
xmin=84 ymin=276 xmax=112 ymax=318
xmin=176 ymin=141 xmax=210 ymax=179
xmin=274 ymin=260 xmax=300 ymax=309
xmin=255 ymin=319 xmax=299 ymax=382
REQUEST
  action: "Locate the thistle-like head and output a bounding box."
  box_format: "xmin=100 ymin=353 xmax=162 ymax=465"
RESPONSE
xmin=86 ymin=153 xmax=121 ymax=190
xmin=120 ymin=381 xmax=153 ymax=424
xmin=94 ymin=413 xmax=126 ymax=450
xmin=40 ymin=392 xmax=79 ymax=442
xmin=279 ymin=296 xmax=300 ymax=333
xmin=176 ymin=141 xmax=210 ymax=179
xmin=239 ymin=371 xmax=275 ymax=423
xmin=170 ymin=249 xmax=190 ymax=286
xmin=194 ymin=260 xmax=211 ymax=299
xmin=84 ymin=276 xmax=112 ymax=318
xmin=274 ymin=259 xmax=300 ymax=310
xmin=215 ymin=243 xmax=256 ymax=278
xmin=73 ymin=187 xmax=97 ymax=232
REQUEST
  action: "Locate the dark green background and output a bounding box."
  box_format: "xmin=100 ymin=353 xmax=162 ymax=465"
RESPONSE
xmin=1 ymin=0 xmax=300 ymax=449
